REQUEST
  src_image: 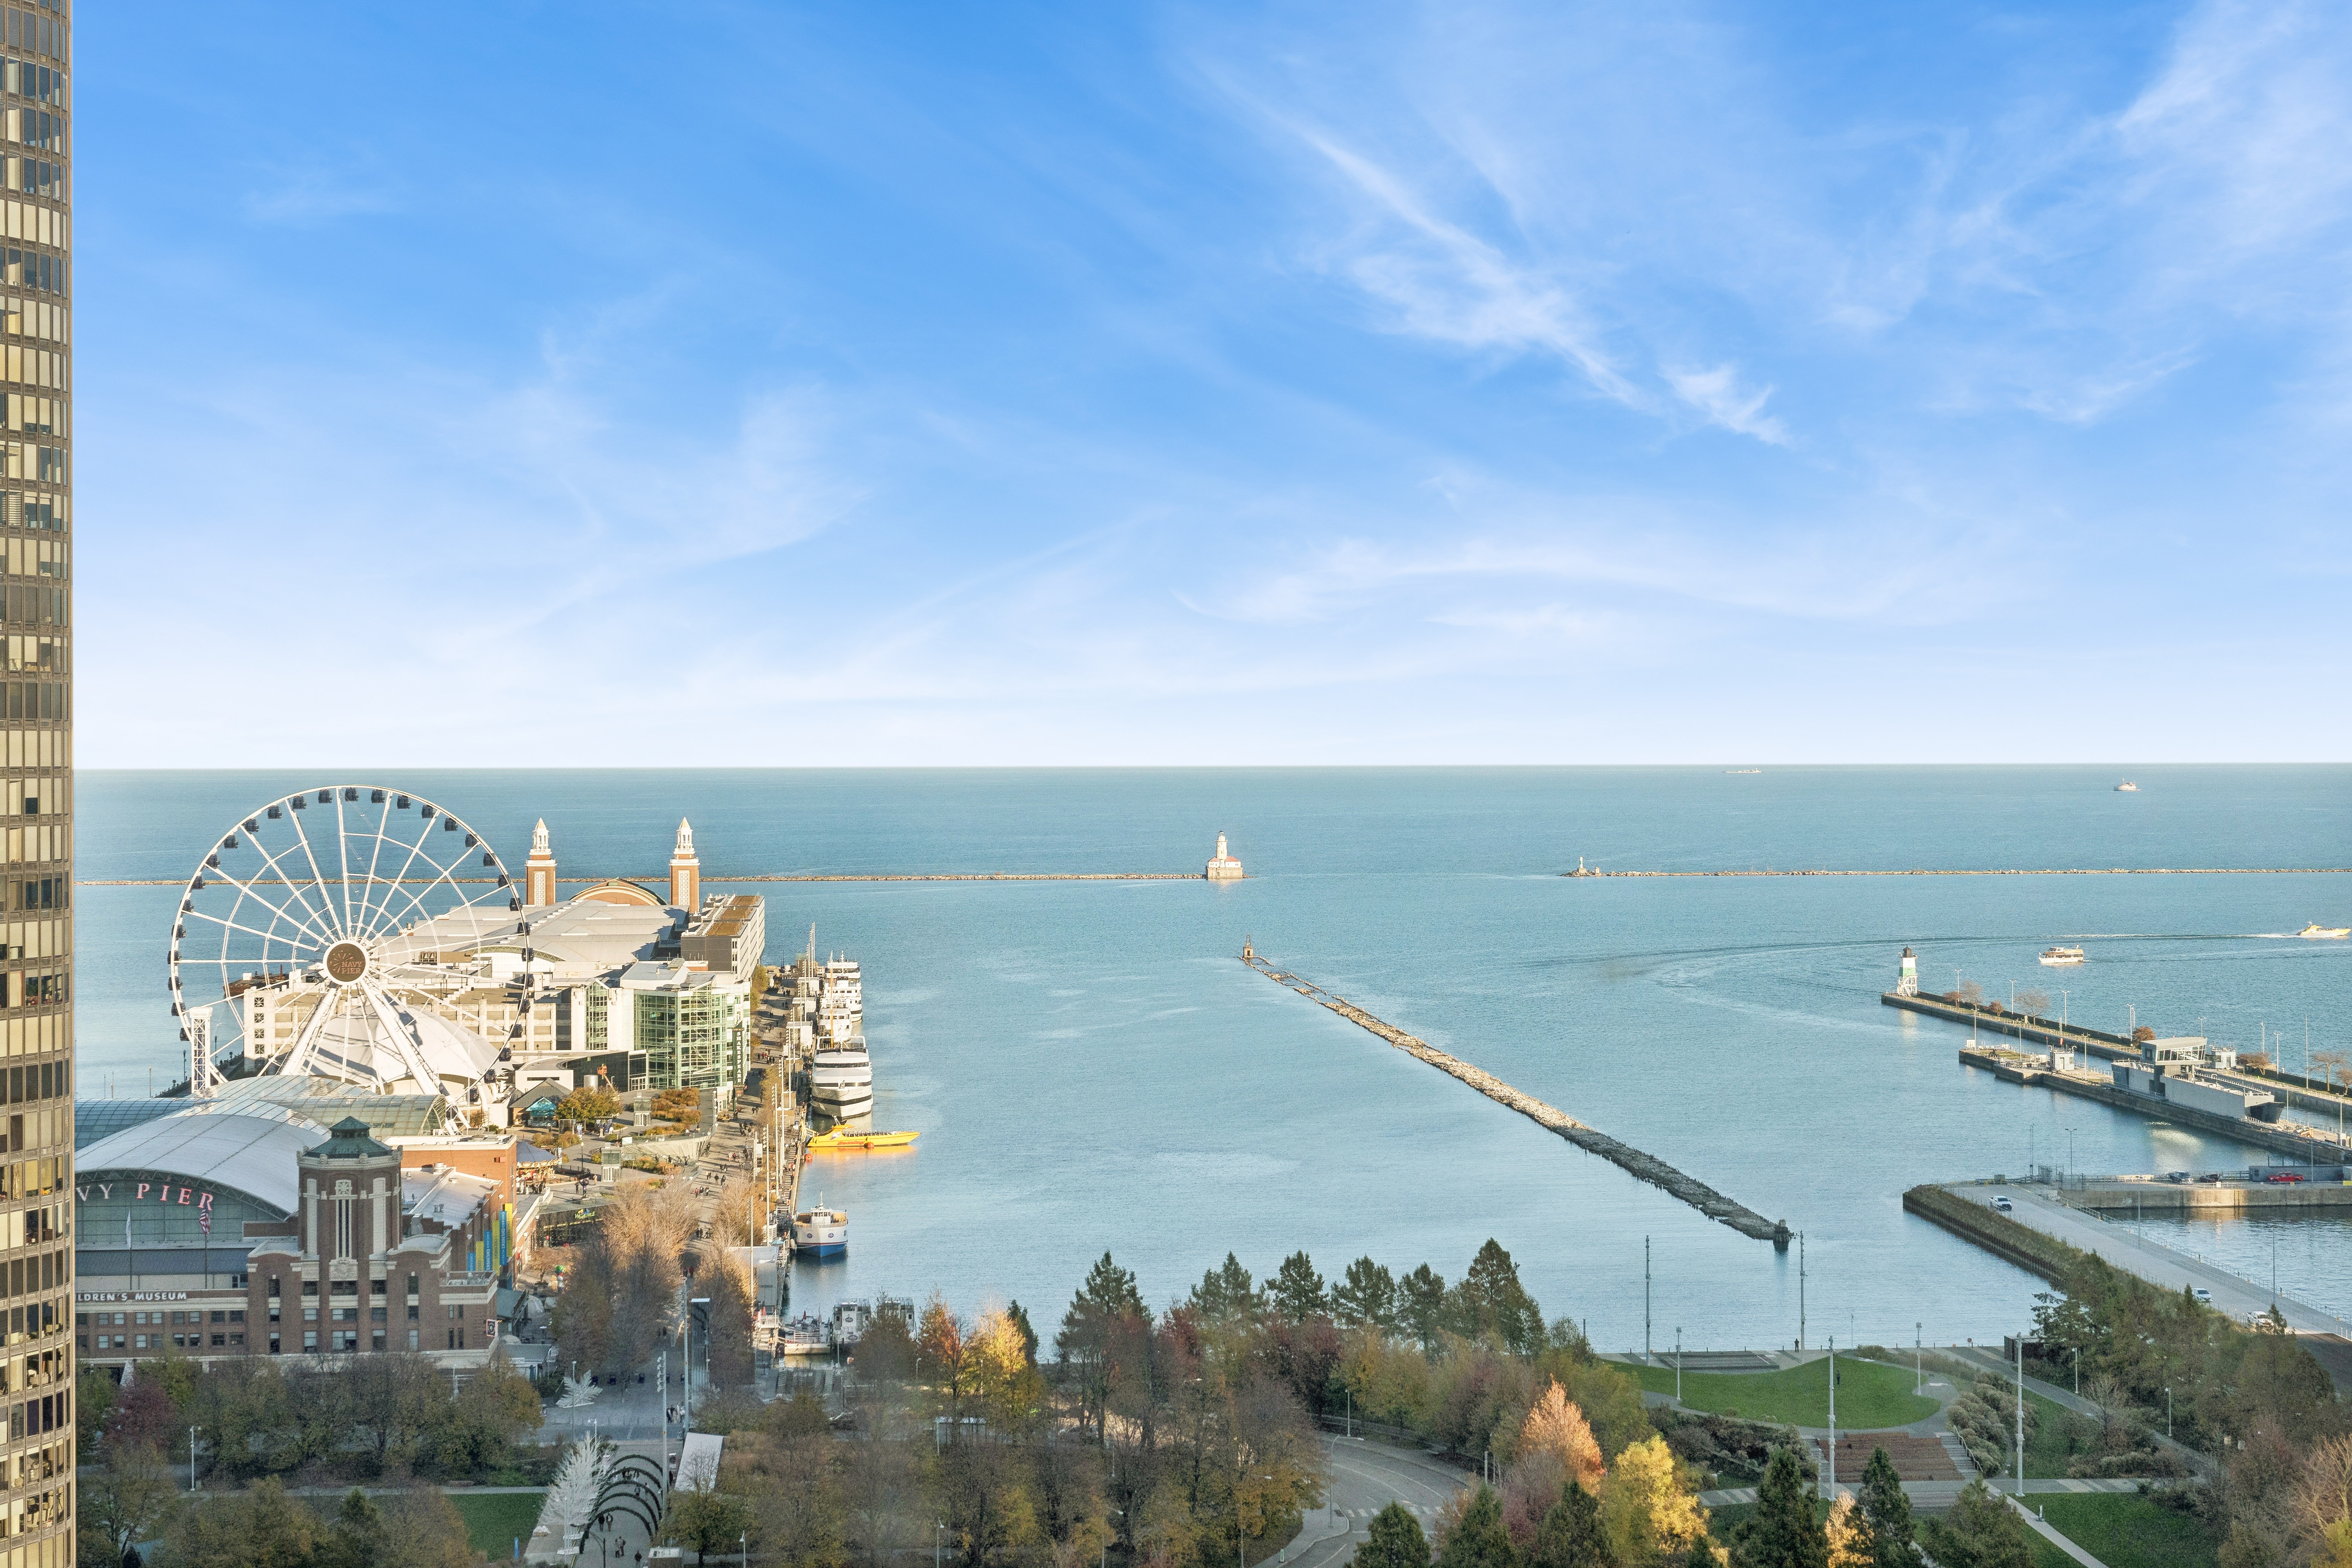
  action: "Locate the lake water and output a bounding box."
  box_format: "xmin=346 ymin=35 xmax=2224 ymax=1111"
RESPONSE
xmin=72 ymin=767 xmax=2352 ymax=1347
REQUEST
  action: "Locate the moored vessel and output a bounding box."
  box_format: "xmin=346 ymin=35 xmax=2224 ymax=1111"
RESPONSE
xmin=776 ymin=1312 xmax=831 ymax=1355
xmin=806 ymin=1126 xmax=919 ymax=1152
xmin=791 ymin=1205 xmax=848 ymax=1256
xmin=809 ymin=1040 xmax=874 ymax=1122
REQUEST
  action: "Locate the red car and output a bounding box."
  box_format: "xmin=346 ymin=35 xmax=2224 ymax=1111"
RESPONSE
xmin=2266 ymin=1171 xmax=2306 ymax=1184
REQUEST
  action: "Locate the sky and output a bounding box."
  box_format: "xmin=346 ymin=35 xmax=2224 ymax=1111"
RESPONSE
xmin=73 ymin=0 xmax=2352 ymax=765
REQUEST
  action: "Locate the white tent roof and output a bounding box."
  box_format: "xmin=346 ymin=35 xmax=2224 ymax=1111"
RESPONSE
xmin=76 ymin=1101 xmax=329 ymax=1216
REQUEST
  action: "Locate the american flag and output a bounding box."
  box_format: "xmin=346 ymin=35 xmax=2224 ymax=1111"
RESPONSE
xmin=200 ymin=1209 xmax=211 ymax=1236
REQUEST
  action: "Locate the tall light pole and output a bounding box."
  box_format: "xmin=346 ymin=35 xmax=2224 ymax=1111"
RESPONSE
xmin=1644 ymin=1236 xmax=1652 ymax=1361
xmin=2015 ymin=1334 xmax=2026 ymax=1496
xmin=1825 ymin=1337 xmax=1836 ymax=1502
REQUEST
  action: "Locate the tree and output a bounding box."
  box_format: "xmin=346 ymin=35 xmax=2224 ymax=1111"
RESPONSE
xmin=1520 ymin=1382 xmax=1605 ymax=1493
xmin=1006 ymin=1301 xmax=1041 ymax=1365
xmin=77 ymin=1442 xmax=180 ymax=1568
xmin=1334 ymin=1258 xmax=1400 ymax=1329
xmin=919 ymin=1292 xmax=974 ymax=1419
xmin=1739 ymin=1449 xmax=1827 ymax=1568
xmin=1189 ymin=1254 xmax=1258 ymax=1321
xmin=755 ymin=1431 xmax=847 ymax=1568
xmin=1402 ymin=1265 xmax=1449 ymax=1351
xmin=164 ymin=1476 xmax=317 ymax=1568
xmin=1600 ymin=1437 xmax=1705 ymax=1567
xmin=428 ymin=1356 xmax=546 ymax=1478
xmin=1072 ymin=1252 xmax=1145 ymax=1321
xmin=1441 ymin=1484 xmax=1522 ymax=1568
xmin=1363 ymin=1502 xmax=1435 ymax=1568
xmin=558 ymin=1085 xmax=622 ymax=1125
xmin=841 ymin=1409 xmax=920 ymax=1568
xmin=78 ymin=1368 xmax=119 ymax=1452
xmin=1917 ymin=1481 xmax=2030 ymax=1568
xmin=106 ymin=1375 xmax=179 ymax=1455
xmin=705 ymin=1253 xmax=757 ymax=1390
xmin=859 ymin=1309 xmax=918 ymax=1389
xmin=1457 ymin=1240 xmax=1545 ymax=1355
xmin=1856 ymin=1448 xmax=1920 ymax=1568
xmin=936 ymin=1429 xmax=1040 ymax=1568
xmin=969 ymin=1305 xmax=1048 ymax=1427
xmin=1533 ymin=1482 xmax=1614 ymax=1568
xmin=1270 ymin=1252 xmax=1330 ymax=1323
xmin=669 ymin=1488 xmax=760 ymax=1567
xmin=344 ymin=1352 xmax=446 ymax=1474
xmin=1823 ymin=1498 xmax=1864 ymax=1568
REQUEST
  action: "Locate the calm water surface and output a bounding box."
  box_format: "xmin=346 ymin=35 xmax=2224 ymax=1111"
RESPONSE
xmin=72 ymin=768 xmax=2352 ymax=1345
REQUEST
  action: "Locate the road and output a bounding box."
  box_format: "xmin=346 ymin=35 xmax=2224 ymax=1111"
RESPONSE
xmin=1951 ymin=1186 xmax=2352 ymax=1334
xmin=1284 ymin=1436 xmax=1472 ymax=1568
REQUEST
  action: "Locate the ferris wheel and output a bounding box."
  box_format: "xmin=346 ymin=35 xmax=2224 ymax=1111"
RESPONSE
xmin=168 ymin=786 xmax=521 ymax=1093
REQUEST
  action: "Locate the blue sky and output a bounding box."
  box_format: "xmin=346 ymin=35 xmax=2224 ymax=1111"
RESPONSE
xmin=76 ymin=0 xmax=2352 ymax=764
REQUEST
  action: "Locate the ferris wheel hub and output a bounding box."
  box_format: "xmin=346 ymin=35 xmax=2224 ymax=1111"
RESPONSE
xmin=325 ymin=942 xmax=370 ymax=985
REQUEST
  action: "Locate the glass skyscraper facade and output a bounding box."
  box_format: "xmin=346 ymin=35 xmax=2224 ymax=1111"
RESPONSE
xmin=1 ymin=0 xmax=68 ymax=1558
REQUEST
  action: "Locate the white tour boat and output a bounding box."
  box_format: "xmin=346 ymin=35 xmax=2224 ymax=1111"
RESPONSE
xmin=2038 ymin=945 xmax=2087 ymax=966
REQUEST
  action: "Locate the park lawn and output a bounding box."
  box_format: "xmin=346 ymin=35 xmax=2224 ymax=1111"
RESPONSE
xmin=451 ymin=1491 xmax=547 ymax=1559
xmin=2034 ymin=1493 xmax=2220 ymax=1568
xmin=1635 ymin=1357 xmax=1939 ymax=1429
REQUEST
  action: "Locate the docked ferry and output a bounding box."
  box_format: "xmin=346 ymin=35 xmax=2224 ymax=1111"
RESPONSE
xmin=792 ymin=1205 xmax=849 ymax=1256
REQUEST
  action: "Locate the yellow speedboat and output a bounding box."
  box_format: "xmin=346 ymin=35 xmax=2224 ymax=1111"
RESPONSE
xmin=2297 ymin=923 xmax=2350 ymax=939
xmin=805 ymin=1127 xmax=920 ymax=1152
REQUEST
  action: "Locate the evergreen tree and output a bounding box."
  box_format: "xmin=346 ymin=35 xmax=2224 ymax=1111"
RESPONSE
xmin=1006 ymin=1302 xmax=1040 ymax=1365
xmin=1531 ymin=1481 xmax=1614 ymax=1568
xmin=1401 ymin=1265 xmax=1449 ymax=1351
xmin=1189 ymin=1253 xmax=1258 ymax=1320
xmin=1458 ymin=1240 xmax=1545 ymax=1355
xmin=1334 ymin=1257 xmax=1400 ymax=1329
xmin=1916 ymin=1481 xmax=2030 ymax=1568
xmin=1856 ymin=1448 xmax=1920 ymax=1568
xmin=1074 ymin=1252 xmax=1145 ymax=1320
xmin=1740 ymin=1449 xmax=1828 ymax=1568
xmin=1271 ymin=1251 xmax=1330 ymax=1323
xmin=1358 ymin=1503 xmax=1434 ymax=1568
xmin=1439 ymin=1485 xmax=1521 ymax=1568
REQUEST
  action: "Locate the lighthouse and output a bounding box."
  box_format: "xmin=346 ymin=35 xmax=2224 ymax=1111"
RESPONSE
xmin=1896 ymin=946 xmax=1919 ymax=997
xmin=1205 ymin=832 xmax=1245 ymax=881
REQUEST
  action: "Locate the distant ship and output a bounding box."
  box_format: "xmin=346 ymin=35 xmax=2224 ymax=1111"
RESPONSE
xmin=776 ymin=1313 xmax=831 ymax=1355
xmin=1725 ymin=769 xmax=1762 ymax=775
xmin=2115 ymin=781 xmax=2139 ymax=792
xmin=2039 ymin=945 xmax=2088 ymax=965
xmin=791 ymin=1206 xmax=848 ymax=1257
xmin=2297 ymin=923 xmax=2351 ymax=939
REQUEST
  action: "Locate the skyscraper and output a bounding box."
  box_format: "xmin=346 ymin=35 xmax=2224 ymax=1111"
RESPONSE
xmin=2 ymin=0 xmax=70 ymax=1553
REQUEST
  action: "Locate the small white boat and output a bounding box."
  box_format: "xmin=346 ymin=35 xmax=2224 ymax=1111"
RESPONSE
xmin=792 ymin=1205 xmax=848 ymax=1257
xmin=2297 ymin=923 xmax=2351 ymax=939
xmin=2039 ymin=945 xmax=2087 ymax=966
xmin=2115 ymin=781 xmax=2139 ymax=792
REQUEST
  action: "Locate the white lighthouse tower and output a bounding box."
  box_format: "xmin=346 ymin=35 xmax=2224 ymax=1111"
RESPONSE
xmin=1896 ymin=946 xmax=1920 ymax=997
xmin=1205 ymin=832 xmax=1244 ymax=881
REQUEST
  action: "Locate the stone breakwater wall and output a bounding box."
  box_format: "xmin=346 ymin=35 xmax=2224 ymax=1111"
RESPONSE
xmin=1565 ymin=867 xmax=2352 ymax=877
xmin=1242 ymin=952 xmax=1790 ymax=1246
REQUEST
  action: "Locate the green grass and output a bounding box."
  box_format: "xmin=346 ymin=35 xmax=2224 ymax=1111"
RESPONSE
xmin=2033 ymin=1494 xmax=2219 ymax=1568
xmin=1635 ymin=1357 xmax=1940 ymax=1429
xmin=450 ymin=1492 xmax=547 ymax=1559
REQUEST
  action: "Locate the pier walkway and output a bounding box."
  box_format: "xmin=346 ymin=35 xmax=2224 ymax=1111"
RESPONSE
xmin=1242 ymin=949 xmax=1789 ymax=1245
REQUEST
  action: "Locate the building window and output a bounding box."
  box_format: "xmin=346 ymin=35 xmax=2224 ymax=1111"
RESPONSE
xmin=303 ymin=1331 xmax=317 ymax=1351
xmin=268 ymin=1277 xmax=280 ymax=1298
xmin=210 ymin=1334 xmax=224 ymax=1347
xmin=370 ymin=1307 xmax=386 ymax=1323
xmin=229 ymin=1309 xmax=244 ymax=1323
xmin=372 ymin=1331 xmax=385 ymax=1351
xmin=268 ymin=1335 xmax=280 ymax=1355
xmin=407 ymin=1329 xmax=418 ymax=1351
xmin=230 ymin=1334 xmax=244 ymax=1346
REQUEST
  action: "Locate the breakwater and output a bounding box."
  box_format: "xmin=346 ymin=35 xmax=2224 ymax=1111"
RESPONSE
xmin=1566 ymin=866 xmax=2352 ymax=877
xmin=1241 ymin=948 xmax=1791 ymax=1246
xmin=80 ymin=871 xmax=1205 ymax=887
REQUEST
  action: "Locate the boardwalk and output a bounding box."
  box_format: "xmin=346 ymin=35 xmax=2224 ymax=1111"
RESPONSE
xmin=1242 ymin=949 xmax=1790 ymax=1245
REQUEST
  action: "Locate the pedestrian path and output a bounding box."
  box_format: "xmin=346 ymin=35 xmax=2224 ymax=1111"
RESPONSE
xmin=2005 ymin=1491 xmax=2110 ymax=1568
xmin=1698 ymin=1477 xmax=2145 ymax=1507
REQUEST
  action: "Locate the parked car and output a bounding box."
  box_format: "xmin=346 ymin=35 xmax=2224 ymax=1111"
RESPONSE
xmin=2266 ymin=1171 xmax=2306 ymax=1184
xmin=2191 ymin=1287 xmax=2213 ymax=1303
xmin=1992 ymin=1196 xmax=2015 ymax=1213
xmin=2165 ymin=1170 xmax=2192 ymax=1183
xmin=2197 ymin=1172 xmax=2225 ymax=1183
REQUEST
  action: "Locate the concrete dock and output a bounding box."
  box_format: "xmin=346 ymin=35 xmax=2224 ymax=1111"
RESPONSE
xmin=1243 ymin=947 xmax=1790 ymax=1245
